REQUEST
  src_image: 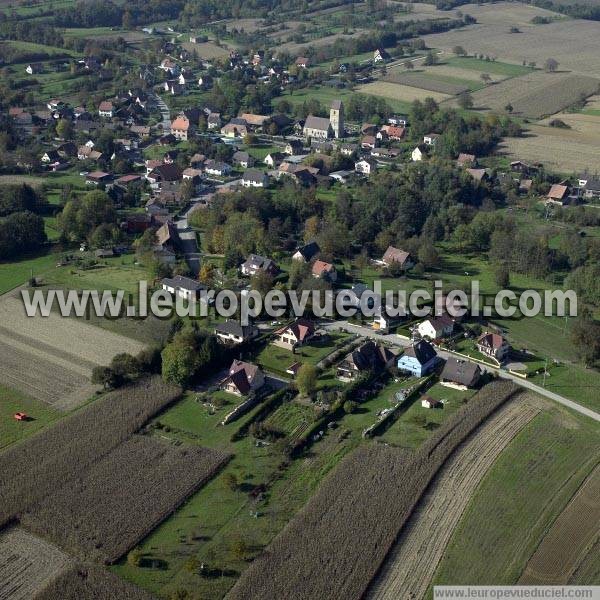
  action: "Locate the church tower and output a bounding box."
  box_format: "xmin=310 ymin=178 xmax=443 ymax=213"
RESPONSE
xmin=330 ymin=99 xmax=344 ymax=138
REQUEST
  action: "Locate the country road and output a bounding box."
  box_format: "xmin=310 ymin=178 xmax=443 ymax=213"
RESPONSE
xmin=321 ymin=320 xmax=600 ymax=423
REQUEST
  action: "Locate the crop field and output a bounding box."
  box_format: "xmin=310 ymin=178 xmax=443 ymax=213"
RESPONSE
xmin=367 ymin=399 xmax=539 ymax=600
xmin=0 ymin=377 xmax=182 ymax=528
xmin=423 ymin=5 xmax=600 ymax=78
xmin=33 ymin=565 xmax=158 ymax=600
xmin=519 ymin=464 xmax=600 ymax=584
xmin=181 ymin=41 xmax=230 ymax=59
xmin=499 ymin=112 xmax=600 ymax=172
xmin=430 ymin=404 xmax=600 ymax=589
xmin=227 ymin=381 xmax=521 ymax=600
xmin=357 ymin=81 xmax=451 ymax=104
xmin=0 ymin=293 xmax=145 ymax=409
xmin=265 ymin=400 xmax=317 ymax=440
xmin=22 ymin=435 xmax=230 ymax=563
xmin=384 ymin=71 xmax=471 ymax=95
xmin=468 ymin=71 xmax=600 ymax=118
xmin=444 ymin=56 xmax=533 ymax=78
xmin=0 ymin=527 xmax=72 ymax=600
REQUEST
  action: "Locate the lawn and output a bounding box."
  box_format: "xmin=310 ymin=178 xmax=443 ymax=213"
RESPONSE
xmin=0 ymin=251 xmax=62 ymax=294
xmin=380 ymin=381 xmax=475 ymax=449
xmin=0 ymin=383 xmax=62 ymax=450
xmin=430 ymin=404 xmax=600 ymax=590
xmin=445 ymin=56 xmax=533 ymax=77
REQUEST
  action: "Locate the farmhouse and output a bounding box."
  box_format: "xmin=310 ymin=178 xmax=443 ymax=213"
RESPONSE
xmin=214 ymin=321 xmax=259 ymax=345
xmin=412 ymin=145 xmax=427 ymax=162
xmin=293 ymin=241 xmax=320 ymax=262
xmin=273 ymin=318 xmax=316 ymax=350
xmin=242 ymin=170 xmax=269 ymax=188
xmin=171 ymin=114 xmax=193 ymax=141
xmin=204 ymin=160 xmax=232 ymax=177
xmin=417 ymin=315 xmax=454 ymax=341
xmin=440 ymin=357 xmax=482 ymax=390
xmin=397 ymin=340 xmax=439 ymax=376
xmin=161 ymin=275 xmax=206 ymax=301
xmin=240 ymin=254 xmax=278 ymax=277
xmin=546 ymin=183 xmax=571 ymax=205
xmin=86 ymin=171 xmax=112 ymax=185
xmin=264 ymin=152 xmax=285 ymax=168
xmin=355 ymin=158 xmax=376 ymax=176
xmin=379 ymin=125 xmax=405 ymax=140
xmin=477 ymin=332 xmax=510 ymax=361
xmin=220 ymin=360 xmax=265 ymax=396
xmin=312 ymin=260 xmax=337 ymax=282
xmin=336 ymin=340 xmax=396 ymax=381
xmin=232 ymin=151 xmax=254 ymax=168
xmin=98 ymin=101 xmax=114 ymax=118
xmin=296 ymin=56 xmax=310 ymax=68
xmin=382 ymin=246 xmax=415 ymax=270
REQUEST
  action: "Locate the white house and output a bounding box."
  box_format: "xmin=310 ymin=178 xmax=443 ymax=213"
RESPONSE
xmin=355 ymin=158 xmax=376 ymax=175
xmin=412 ymin=146 xmax=425 ymax=162
xmin=241 ymin=170 xmax=268 ymax=188
xmin=417 ymin=315 xmax=454 ymax=341
xmin=423 ymin=133 xmax=440 ymax=146
xmin=161 ymin=275 xmax=205 ymax=301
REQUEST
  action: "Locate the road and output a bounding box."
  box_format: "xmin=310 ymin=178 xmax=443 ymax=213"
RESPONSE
xmin=175 ymin=217 xmax=200 ymax=275
xmin=152 ymin=93 xmax=171 ymax=132
xmin=321 ymin=320 xmax=600 ymax=423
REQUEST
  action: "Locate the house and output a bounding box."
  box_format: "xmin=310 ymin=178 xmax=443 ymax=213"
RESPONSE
xmin=457 ymin=152 xmax=476 ymax=167
xmin=379 ymin=125 xmax=405 ymax=140
xmin=25 ymin=64 xmax=41 ymax=75
xmin=371 ymin=147 xmax=400 ymax=159
xmin=85 ymin=171 xmax=112 ymax=185
xmin=519 ymin=179 xmax=533 ymax=194
xmin=312 ymin=260 xmax=337 ymax=282
xmin=361 ymin=135 xmax=376 ymax=150
xmin=214 ymin=321 xmax=259 ymax=345
xmin=57 ymin=142 xmax=77 ymax=158
xmin=264 ymin=152 xmax=285 ymax=168
xmin=242 ymin=170 xmax=269 ymax=188
xmin=412 ymin=145 xmax=426 ymax=162
xmin=98 ymin=101 xmax=114 ymax=118
xmin=477 ymin=332 xmax=510 ymax=361
xmin=421 ymin=396 xmax=442 ymax=409
xmin=284 ymin=140 xmax=303 ymax=155
xmin=579 ymin=174 xmax=600 ymax=199
xmin=355 ymin=158 xmax=376 ymax=176
xmin=207 ymin=112 xmax=222 ymax=130
xmin=339 ymin=143 xmax=358 ymax=156
xmin=221 ymin=118 xmax=248 ymax=138
xmin=190 ymin=153 xmax=206 ymax=168
xmin=123 ymin=213 xmax=152 ymax=234
xmin=440 ymin=357 xmax=482 ymax=390
xmin=303 ymin=115 xmax=332 ymax=140
xmin=159 ymin=58 xmax=180 ymax=76
xmin=329 ymin=170 xmax=353 ymax=184
xmin=171 ymin=114 xmax=193 ymax=141
xmin=373 ymin=47 xmax=391 ymax=63
xmin=417 ymin=314 xmax=454 ymax=340
xmin=182 ymin=167 xmax=202 ymax=182
xmin=397 ymin=340 xmax=439 ymax=376
xmin=293 ymin=241 xmax=320 ymax=262
xmin=273 ymin=318 xmax=316 ymax=350
xmin=296 ymin=56 xmax=310 ymax=68
xmin=232 ymin=151 xmax=254 ymax=168
xmin=388 ymin=115 xmax=409 ymax=126
xmin=147 ymin=164 xmax=182 ymax=184
xmin=115 ymin=174 xmax=142 ymax=187
xmin=77 ymin=146 xmax=103 ymax=161
xmin=466 ymin=168 xmax=490 ymax=183
xmin=155 ymin=221 xmax=181 ymax=254
xmin=423 ymin=133 xmax=440 ymax=146
xmin=220 ymin=360 xmax=265 ymax=396
xmin=204 ymin=160 xmax=231 ymax=177
xmin=546 ymin=183 xmax=570 ymax=205
xmin=382 ymin=246 xmax=415 ymax=270
xmin=41 ymin=149 xmax=61 ymax=163
xmin=336 ymin=340 xmax=396 ymax=380
xmin=240 ymin=254 xmax=278 ymax=277
xmin=240 ymin=113 xmax=269 ymax=130
xmin=361 ymin=123 xmax=377 ymax=136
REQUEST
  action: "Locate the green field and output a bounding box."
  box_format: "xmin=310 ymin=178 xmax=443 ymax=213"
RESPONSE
xmin=431 ymin=404 xmax=600 ymax=590
xmin=445 ymin=56 xmax=533 ymax=77
xmin=0 ymin=383 xmax=62 ymax=449
xmin=0 ymin=251 xmax=61 ymax=294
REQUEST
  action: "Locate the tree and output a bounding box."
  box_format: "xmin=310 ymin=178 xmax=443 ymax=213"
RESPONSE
xmin=230 ymin=534 xmax=249 ymax=560
xmin=405 ymin=61 xmax=414 ymax=71
xmin=223 ymin=472 xmax=238 ymax=491
xmin=343 ymin=400 xmax=357 ymax=414
xmin=127 ymin=547 xmax=143 ymax=567
xmin=296 ymin=363 xmax=317 ymax=397
xmin=505 ymin=103 xmax=514 ymax=113
xmin=571 ymin=308 xmax=600 ymax=366
xmin=418 ymin=241 xmax=440 ymax=269
xmin=544 ymin=58 xmax=559 ymax=72
xmin=56 ymin=118 xmax=73 ymax=140
xmin=250 ymin=270 xmax=274 ymax=296
xmin=493 ymin=263 xmax=510 ymax=288
xmin=424 ymin=51 xmax=437 ymax=66
xmin=457 ymin=91 xmax=474 ymax=110
xmin=452 ymin=45 xmax=467 ymax=56
xmin=480 ymin=73 xmax=491 ymax=85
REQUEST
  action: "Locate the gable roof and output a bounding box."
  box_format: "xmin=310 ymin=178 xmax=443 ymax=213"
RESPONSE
xmin=312 ymin=259 xmax=335 ymax=276
xmin=403 ymin=340 xmax=437 ymax=365
xmin=548 ymin=183 xmax=569 ymax=200
xmin=215 ymin=321 xmax=257 ymax=338
xmin=383 ymin=246 xmax=411 ymax=266
xmin=304 ymin=115 xmax=331 ymax=133
xmin=276 ymin=318 xmax=315 ymax=343
xmin=171 ymin=115 xmax=190 ymax=131
xmin=342 ymin=340 xmax=395 ymax=372
xmin=294 ymin=241 xmax=320 ymax=261
xmin=478 ymin=332 xmax=506 ymax=350
xmin=224 ymin=360 xmax=261 ymax=395
xmin=441 ymin=357 xmax=481 ymax=386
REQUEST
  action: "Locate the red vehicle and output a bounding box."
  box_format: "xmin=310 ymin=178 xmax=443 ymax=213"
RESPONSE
xmin=14 ymin=412 xmax=28 ymax=421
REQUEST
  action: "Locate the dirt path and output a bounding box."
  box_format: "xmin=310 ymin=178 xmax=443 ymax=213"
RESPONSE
xmin=367 ymin=398 xmax=539 ymax=600
xmin=519 ymin=463 xmax=600 ymax=584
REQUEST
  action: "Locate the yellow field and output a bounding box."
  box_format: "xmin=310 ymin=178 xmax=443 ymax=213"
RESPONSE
xmin=181 ymin=41 xmax=230 ymax=59
xmin=499 ymin=112 xmax=600 ymax=172
xmin=357 ymin=81 xmax=450 ymax=103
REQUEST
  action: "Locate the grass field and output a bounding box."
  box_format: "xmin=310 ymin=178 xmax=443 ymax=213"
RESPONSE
xmin=430 ymin=403 xmax=600 ymax=591
xmin=356 ymin=81 xmax=451 ymax=104
xmin=445 ymin=56 xmax=533 ymax=77
xmin=0 ymin=251 xmax=60 ymax=294
xmin=0 ymin=384 xmax=62 ymax=450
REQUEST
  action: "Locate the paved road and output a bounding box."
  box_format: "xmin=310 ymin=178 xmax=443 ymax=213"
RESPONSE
xmin=175 ymin=218 xmax=200 ymax=275
xmin=152 ymin=93 xmax=171 ymax=132
xmin=321 ymin=320 xmax=600 ymax=423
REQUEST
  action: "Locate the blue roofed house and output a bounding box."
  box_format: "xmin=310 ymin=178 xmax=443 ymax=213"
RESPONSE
xmin=397 ymin=340 xmax=439 ymax=376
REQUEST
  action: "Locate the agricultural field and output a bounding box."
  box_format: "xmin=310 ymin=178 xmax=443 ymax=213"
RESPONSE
xmin=226 ymin=381 xmax=521 ymax=600
xmin=0 ymin=527 xmax=72 ymax=600
xmin=265 ymin=399 xmax=319 ymax=440
xmin=0 ymin=292 xmax=145 ymax=409
xmin=356 ymin=81 xmax=451 ymax=104
xmin=368 ymin=398 xmax=539 ymax=600
xmin=181 ymin=41 xmax=230 ymax=59
xmin=384 ymin=70 xmax=473 ymax=95
xmin=22 ymin=435 xmax=230 ymax=563
xmin=519 ymin=464 xmax=600 ymax=584
xmin=499 ymin=111 xmax=600 ymax=172
xmin=0 ymin=251 xmax=60 ymax=295
xmin=430 ymin=403 xmax=600 ymax=590
xmin=423 ymin=3 xmax=600 ymax=77
xmin=468 ymin=71 xmax=600 ymax=118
